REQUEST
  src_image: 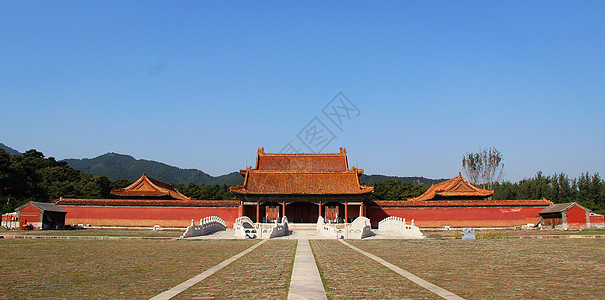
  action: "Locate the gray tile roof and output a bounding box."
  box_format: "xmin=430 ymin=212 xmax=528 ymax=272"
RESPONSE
xmin=539 ymin=202 xmax=589 ymax=214
xmin=16 ymin=201 xmax=67 ymax=213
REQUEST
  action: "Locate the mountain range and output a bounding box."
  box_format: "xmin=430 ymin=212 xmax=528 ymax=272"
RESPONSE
xmin=64 ymin=153 xmax=244 ymax=185
xmin=0 ymin=143 xmax=21 ymax=156
xmin=2 ymin=142 xmax=446 ymax=186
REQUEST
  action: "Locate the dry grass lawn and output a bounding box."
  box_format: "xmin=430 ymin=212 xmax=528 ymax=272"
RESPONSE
xmin=311 ymin=240 xmax=439 ymax=299
xmin=175 ymin=240 xmax=297 ymax=300
xmin=0 ymin=227 xmax=183 ymax=238
xmin=348 ymin=239 xmax=605 ymax=299
xmin=0 ymin=239 xmax=257 ymax=299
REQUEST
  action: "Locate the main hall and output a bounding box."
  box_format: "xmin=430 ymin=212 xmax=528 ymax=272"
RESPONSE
xmin=230 ymin=147 xmax=373 ymax=223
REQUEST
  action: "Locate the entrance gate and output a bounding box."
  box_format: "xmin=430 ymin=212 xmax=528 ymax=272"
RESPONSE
xmin=266 ymin=205 xmax=280 ymax=222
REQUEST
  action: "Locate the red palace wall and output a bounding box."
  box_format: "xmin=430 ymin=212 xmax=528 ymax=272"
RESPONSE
xmin=366 ymin=206 xmax=546 ymax=228
xmin=60 ymin=205 xmax=240 ymax=228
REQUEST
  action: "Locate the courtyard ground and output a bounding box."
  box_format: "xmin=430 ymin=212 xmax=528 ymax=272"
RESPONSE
xmin=0 ymin=239 xmax=257 ymax=299
xmin=1 ymin=231 xmax=604 ymax=299
xmin=348 ymin=239 xmax=605 ymax=299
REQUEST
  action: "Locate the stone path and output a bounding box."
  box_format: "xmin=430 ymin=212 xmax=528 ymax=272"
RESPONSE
xmin=150 ymin=230 xmax=464 ymax=300
xmin=340 ymin=240 xmax=465 ymax=300
xmin=287 ymin=239 xmax=327 ymax=300
xmin=149 ymin=239 xmax=267 ymax=300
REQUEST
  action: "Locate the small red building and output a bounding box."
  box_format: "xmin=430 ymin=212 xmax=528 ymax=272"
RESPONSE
xmin=15 ymin=201 xmax=67 ymax=230
xmin=539 ymin=202 xmax=602 ymax=229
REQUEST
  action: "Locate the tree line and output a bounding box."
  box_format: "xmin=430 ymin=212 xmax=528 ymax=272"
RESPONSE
xmin=2 ymin=148 xmax=603 ymax=214
xmin=0 ymin=149 xmax=238 ymax=213
xmin=365 ymin=180 xmax=429 ymax=201
xmin=493 ymin=172 xmax=605 ymax=213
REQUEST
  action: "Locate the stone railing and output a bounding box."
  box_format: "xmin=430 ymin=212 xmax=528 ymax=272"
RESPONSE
xmin=234 ymin=216 xmax=289 ymax=239
xmin=317 ymin=216 xmax=372 ymax=239
xmin=378 ymin=216 xmax=425 ymax=239
xmin=234 ymin=216 xmax=260 ymax=239
xmin=264 ymin=216 xmax=289 ymax=238
xmin=181 ymin=216 xmax=227 ymax=238
xmin=347 ymin=216 xmax=372 ymax=239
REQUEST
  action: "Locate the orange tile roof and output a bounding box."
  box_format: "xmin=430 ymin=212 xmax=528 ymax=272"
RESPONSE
xmin=231 ymin=147 xmax=374 ymax=195
xmin=110 ymin=173 xmax=191 ymax=201
xmin=255 ymin=147 xmax=349 ymax=171
xmin=54 ymin=198 xmax=239 ymax=207
xmin=408 ymin=173 xmax=494 ymax=201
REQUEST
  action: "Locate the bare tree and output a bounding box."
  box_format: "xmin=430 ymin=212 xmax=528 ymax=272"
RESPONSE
xmin=462 ymin=152 xmax=482 ymax=186
xmin=462 ymin=147 xmax=504 ymax=190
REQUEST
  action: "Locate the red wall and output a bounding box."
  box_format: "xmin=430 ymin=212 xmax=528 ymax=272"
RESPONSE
xmin=60 ymin=205 xmax=239 ymax=228
xmin=18 ymin=204 xmax=41 ymax=225
xmin=367 ymin=206 xmax=545 ymax=228
xmin=566 ymin=205 xmax=588 ymax=224
xmin=590 ymin=215 xmax=605 ymax=224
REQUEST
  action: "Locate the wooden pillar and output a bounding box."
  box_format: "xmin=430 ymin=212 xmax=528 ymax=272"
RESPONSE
xmin=318 ymin=202 xmax=322 ymax=218
xmin=344 ymin=201 xmax=348 ymax=223
xmin=282 ymin=201 xmax=286 ymax=218
xmin=238 ymin=201 xmax=244 ymax=217
xmin=256 ymin=202 xmax=260 ymax=223
xmin=360 ymin=202 xmax=365 ymax=217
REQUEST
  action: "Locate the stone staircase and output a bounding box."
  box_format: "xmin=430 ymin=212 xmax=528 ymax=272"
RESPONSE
xmin=287 ymin=223 xmax=317 ymax=230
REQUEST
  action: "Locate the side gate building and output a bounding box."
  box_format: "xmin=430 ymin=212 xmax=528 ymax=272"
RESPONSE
xmin=15 ymin=201 xmax=67 ymax=230
xmin=539 ymin=202 xmax=605 ymax=229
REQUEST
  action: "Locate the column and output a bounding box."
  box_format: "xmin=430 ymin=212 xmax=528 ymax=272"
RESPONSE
xmin=282 ymin=201 xmax=286 ymax=219
xmin=256 ymin=202 xmax=260 ymax=223
xmin=238 ymin=201 xmax=244 ymax=217
xmin=318 ymin=202 xmax=322 ymax=219
xmin=360 ymin=202 xmax=365 ymax=217
xmin=344 ymin=202 xmax=348 ymax=223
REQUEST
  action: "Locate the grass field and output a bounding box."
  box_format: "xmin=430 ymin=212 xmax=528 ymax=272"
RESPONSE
xmin=1 ymin=234 xmax=604 ymax=299
xmin=422 ymin=228 xmax=605 ymax=239
xmin=0 ymin=239 xmax=257 ymax=299
xmin=311 ymin=240 xmax=439 ymax=299
xmin=348 ymin=239 xmax=605 ymax=299
xmin=0 ymin=227 xmax=184 ymax=238
xmin=175 ymin=240 xmax=297 ymax=300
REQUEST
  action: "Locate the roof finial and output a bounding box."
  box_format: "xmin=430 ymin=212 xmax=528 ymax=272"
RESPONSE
xmin=459 ymin=172 xmax=462 ymax=177
xmin=143 ymin=171 xmax=146 ymax=176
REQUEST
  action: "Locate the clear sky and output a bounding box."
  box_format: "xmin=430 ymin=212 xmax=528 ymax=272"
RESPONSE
xmin=1 ymin=1 xmax=604 ymax=182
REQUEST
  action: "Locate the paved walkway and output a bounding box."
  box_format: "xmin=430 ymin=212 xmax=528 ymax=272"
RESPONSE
xmin=287 ymin=239 xmax=328 ymax=300
xmin=149 ymin=240 xmax=267 ymax=300
xmin=340 ymin=240 xmax=465 ymax=300
xmin=151 ymin=229 xmax=462 ymax=300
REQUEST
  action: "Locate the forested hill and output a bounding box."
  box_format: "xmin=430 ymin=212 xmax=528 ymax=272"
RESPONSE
xmin=64 ymin=153 xmax=244 ymax=186
xmin=360 ymin=174 xmax=447 ymax=185
xmin=0 ymin=143 xmax=21 ymax=156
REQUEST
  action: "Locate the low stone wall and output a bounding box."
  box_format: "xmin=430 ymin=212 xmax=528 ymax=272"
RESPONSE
xmin=181 ymin=216 xmax=227 ymax=238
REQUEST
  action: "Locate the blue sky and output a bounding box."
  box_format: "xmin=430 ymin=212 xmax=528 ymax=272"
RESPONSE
xmin=1 ymin=1 xmax=604 ymax=182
